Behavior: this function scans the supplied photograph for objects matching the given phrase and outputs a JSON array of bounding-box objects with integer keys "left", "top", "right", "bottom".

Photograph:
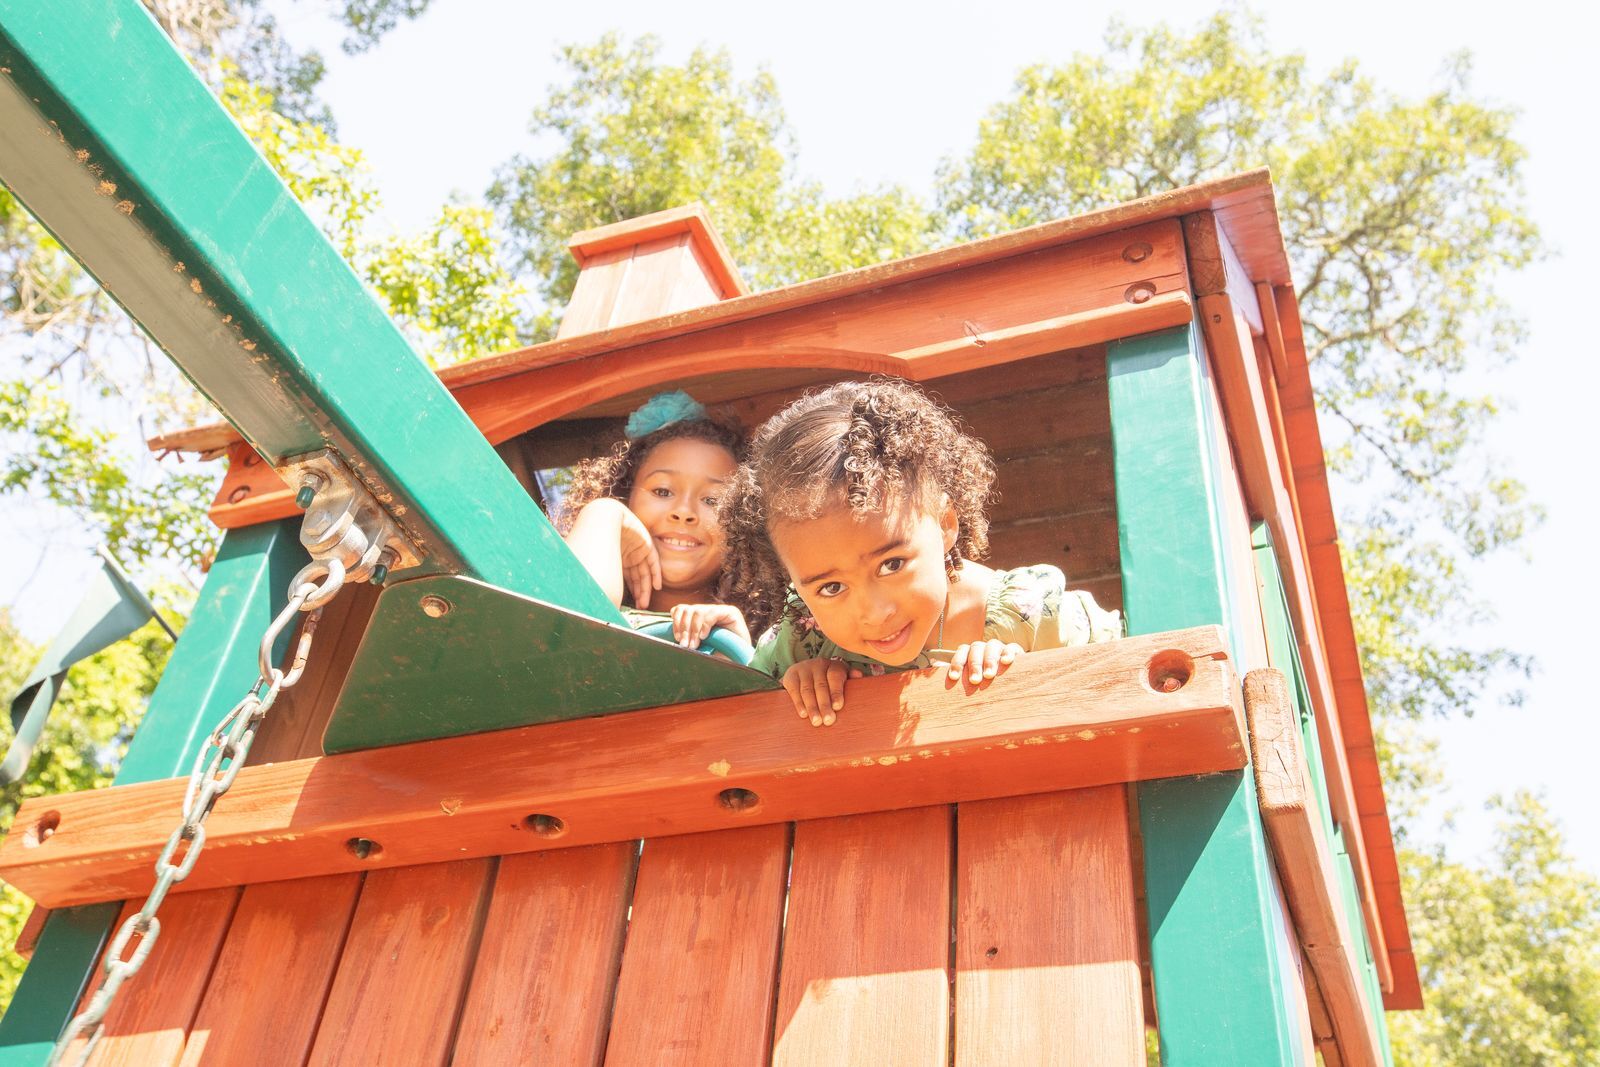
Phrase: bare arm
[{"left": 562, "top": 497, "right": 661, "bottom": 608}]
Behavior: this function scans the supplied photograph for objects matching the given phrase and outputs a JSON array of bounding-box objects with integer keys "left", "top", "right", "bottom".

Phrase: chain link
[{"left": 48, "top": 559, "right": 346, "bottom": 1067}]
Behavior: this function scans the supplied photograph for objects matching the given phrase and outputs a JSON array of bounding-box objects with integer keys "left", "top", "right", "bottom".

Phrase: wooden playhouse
[{"left": 0, "top": 2, "right": 1417, "bottom": 1064}]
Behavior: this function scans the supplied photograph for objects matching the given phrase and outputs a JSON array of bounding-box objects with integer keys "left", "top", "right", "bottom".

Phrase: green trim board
[
  {"left": 1107, "top": 325, "right": 1309, "bottom": 1065},
  {"left": 323, "top": 574, "right": 777, "bottom": 753},
  {"left": 1252, "top": 522, "right": 1336, "bottom": 848},
  {"left": 0, "top": 520, "right": 304, "bottom": 1064},
  {"left": 0, "top": 0, "right": 616, "bottom": 620}
]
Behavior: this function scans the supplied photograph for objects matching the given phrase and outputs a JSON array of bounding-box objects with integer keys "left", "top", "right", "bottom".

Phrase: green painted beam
[
  {"left": 0, "top": 0, "right": 617, "bottom": 620},
  {"left": 1107, "top": 326, "right": 1308, "bottom": 1065},
  {"left": 1252, "top": 522, "right": 1336, "bottom": 847},
  {"left": 0, "top": 520, "right": 303, "bottom": 1063}
]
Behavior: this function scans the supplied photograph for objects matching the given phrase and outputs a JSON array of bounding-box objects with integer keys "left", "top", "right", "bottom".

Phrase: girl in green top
[
  {"left": 558, "top": 392, "right": 753, "bottom": 649},
  {"left": 720, "top": 379, "right": 1120, "bottom": 726}
]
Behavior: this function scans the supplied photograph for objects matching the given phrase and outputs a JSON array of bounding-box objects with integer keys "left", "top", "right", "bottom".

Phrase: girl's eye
[
  {"left": 817, "top": 581, "right": 845, "bottom": 598},
  {"left": 878, "top": 557, "right": 907, "bottom": 576},
  {"left": 702, "top": 496, "right": 721, "bottom": 508},
  {"left": 650, "top": 486, "right": 673, "bottom": 498}
]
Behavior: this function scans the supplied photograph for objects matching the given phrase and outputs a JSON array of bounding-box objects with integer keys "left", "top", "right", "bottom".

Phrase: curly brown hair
[{"left": 720, "top": 378, "right": 995, "bottom": 636}]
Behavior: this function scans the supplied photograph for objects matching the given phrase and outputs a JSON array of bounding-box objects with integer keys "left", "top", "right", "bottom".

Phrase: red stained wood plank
[
  {"left": 2, "top": 630, "right": 1246, "bottom": 909},
  {"left": 452, "top": 843, "right": 636, "bottom": 1066},
  {"left": 305, "top": 859, "right": 494, "bottom": 1067},
  {"left": 1245, "top": 670, "right": 1383, "bottom": 1067},
  {"left": 604, "top": 826, "right": 789, "bottom": 1066},
  {"left": 65, "top": 888, "right": 240, "bottom": 1067},
  {"left": 176, "top": 874, "right": 361, "bottom": 1067},
  {"left": 772, "top": 808, "right": 952, "bottom": 1066},
  {"left": 954, "top": 787, "right": 1143, "bottom": 1066}
]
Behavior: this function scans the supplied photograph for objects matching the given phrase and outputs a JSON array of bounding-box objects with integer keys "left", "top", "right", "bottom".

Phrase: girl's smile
[
  {"left": 625, "top": 437, "right": 737, "bottom": 600},
  {"left": 769, "top": 497, "right": 960, "bottom": 666}
]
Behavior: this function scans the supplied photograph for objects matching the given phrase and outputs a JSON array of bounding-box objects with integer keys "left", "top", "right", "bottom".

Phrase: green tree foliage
[
  {"left": 489, "top": 34, "right": 935, "bottom": 327},
  {"left": 1392, "top": 796, "right": 1600, "bottom": 1065},
  {"left": 935, "top": 13, "right": 1542, "bottom": 781},
  {"left": 0, "top": 605, "right": 181, "bottom": 1009}
]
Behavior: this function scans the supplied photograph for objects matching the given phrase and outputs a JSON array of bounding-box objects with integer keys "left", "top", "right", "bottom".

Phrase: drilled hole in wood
[
  {"left": 717, "top": 787, "right": 760, "bottom": 814},
  {"left": 23, "top": 811, "right": 59, "bottom": 848},
  {"left": 345, "top": 837, "right": 382, "bottom": 860},
  {"left": 1124, "top": 281, "right": 1157, "bottom": 305},
  {"left": 227, "top": 486, "right": 250, "bottom": 503},
  {"left": 1122, "top": 242, "right": 1153, "bottom": 263},
  {"left": 522, "top": 813, "right": 566, "bottom": 837},
  {"left": 985, "top": 946, "right": 999, "bottom": 960},
  {"left": 1146, "top": 650, "right": 1195, "bottom": 694}
]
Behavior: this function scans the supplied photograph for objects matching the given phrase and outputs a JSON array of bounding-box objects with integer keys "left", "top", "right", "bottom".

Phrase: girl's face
[
  {"left": 769, "top": 495, "right": 958, "bottom": 665},
  {"left": 625, "top": 436, "right": 737, "bottom": 595}
]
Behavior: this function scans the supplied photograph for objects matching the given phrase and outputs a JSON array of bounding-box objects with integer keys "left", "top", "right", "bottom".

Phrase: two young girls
[{"left": 562, "top": 381, "right": 1120, "bottom": 725}]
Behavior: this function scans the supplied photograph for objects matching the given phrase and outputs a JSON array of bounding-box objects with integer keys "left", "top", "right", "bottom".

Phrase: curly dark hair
[{"left": 720, "top": 378, "right": 996, "bottom": 636}]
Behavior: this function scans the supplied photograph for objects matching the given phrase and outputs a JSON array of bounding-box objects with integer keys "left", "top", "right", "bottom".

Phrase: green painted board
[
  {"left": 0, "top": 0, "right": 617, "bottom": 620},
  {"left": 1108, "top": 325, "right": 1307, "bottom": 1065},
  {"left": 323, "top": 575, "right": 778, "bottom": 753},
  {"left": 0, "top": 520, "right": 304, "bottom": 1063},
  {"left": 1252, "top": 522, "right": 1336, "bottom": 847}
]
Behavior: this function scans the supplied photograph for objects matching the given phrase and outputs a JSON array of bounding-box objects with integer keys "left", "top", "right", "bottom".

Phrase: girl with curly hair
[
  {"left": 720, "top": 378, "right": 1120, "bottom": 725},
  {"left": 558, "top": 391, "right": 751, "bottom": 649}
]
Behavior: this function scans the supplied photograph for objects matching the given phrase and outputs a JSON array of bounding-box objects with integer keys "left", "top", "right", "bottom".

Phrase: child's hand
[
  {"left": 941, "top": 640, "right": 1025, "bottom": 686},
  {"left": 781, "top": 658, "right": 863, "bottom": 727},
  {"left": 670, "top": 603, "right": 751, "bottom": 648},
  {"left": 616, "top": 508, "right": 662, "bottom": 609}
]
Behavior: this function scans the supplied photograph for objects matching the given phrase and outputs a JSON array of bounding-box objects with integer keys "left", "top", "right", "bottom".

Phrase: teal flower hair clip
[{"left": 625, "top": 390, "right": 708, "bottom": 440}]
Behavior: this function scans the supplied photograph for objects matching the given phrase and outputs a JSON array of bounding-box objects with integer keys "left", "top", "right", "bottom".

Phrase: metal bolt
[
  {"left": 295, "top": 484, "right": 315, "bottom": 509},
  {"left": 420, "top": 594, "right": 451, "bottom": 618},
  {"left": 1124, "top": 282, "right": 1156, "bottom": 305},
  {"left": 227, "top": 486, "right": 250, "bottom": 504},
  {"left": 370, "top": 563, "right": 388, "bottom": 586},
  {"left": 1122, "top": 242, "right": 1153, "bottom": 264}
]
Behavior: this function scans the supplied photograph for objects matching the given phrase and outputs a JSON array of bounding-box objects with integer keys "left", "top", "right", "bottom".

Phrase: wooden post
[{"left": 1108, "top": 325, "right": 1310, "bottom": 1065}]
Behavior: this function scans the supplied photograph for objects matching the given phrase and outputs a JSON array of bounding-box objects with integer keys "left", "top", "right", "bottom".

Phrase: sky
[{"left": 4, "top": 0, "right": 1596, "bottom": 871}]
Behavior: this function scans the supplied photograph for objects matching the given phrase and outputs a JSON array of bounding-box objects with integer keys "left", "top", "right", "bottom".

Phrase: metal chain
[{"left": 47, "top": 559, "right": 346, "bottom": 1067}]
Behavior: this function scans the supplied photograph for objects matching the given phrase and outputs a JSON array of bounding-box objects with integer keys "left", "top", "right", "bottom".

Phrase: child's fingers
[
  {"left": 947, "top": 643, "right": 970, "bottom": 681},
  {"left": 782, "top": 670, "right": 812, "bottom": 719},
  {"left": 981, "top": 639, "right": 1004, "bottom": 679},
  {"left": 646, "top": 544, "right": 663, "bottom": 591},
  {"left": 628, "top": 562, "right": 652, "bottom": 610},
  {"left": 811, "top": 667, "right": 837, "bottom": 726},
  {"left": 969, "top": 640, "right": 989, "bottom": 684}
]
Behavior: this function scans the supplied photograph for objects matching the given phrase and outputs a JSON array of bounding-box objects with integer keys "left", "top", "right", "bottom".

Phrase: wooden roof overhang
[{"left": 146, "top": 169, "right": 1418, "bottom": 1008}]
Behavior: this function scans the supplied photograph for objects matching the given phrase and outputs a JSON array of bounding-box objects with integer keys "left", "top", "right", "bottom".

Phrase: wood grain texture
[
  {"left": 604, "top": 826, "right": 788, "bottom": 1066},
  {"left": 152, "top": 169, "right": 1283, "bottom": 458},
  {"left": 200, "top": 221, "right": 1187, "bottom": 528},
  {"left": 1245, "top": 668, "right": 1384, "bottom": 1067},
  {"left": 305, "top": 859, "right": 494, "bottom": 1067},
  {"left": 2, "top": 629, "right": 1246, "bottom": 908},
  {"left": 176, "top": 874, "right": 361, "bottom": 1067},
  {"left": 452, "top": 843, "right": 635, "bottom": 1066},
  {"left": 954, "top": 787, "right": 1143, "bottom": 1066},
  {"left": 771, "top": 807, "right": 952, "bottom": 1067},
  {"left": 1271, "top": 283, "right": 1415, "bottom": 1007},
  {"left": 63, "top": 888, "right": 239, "bottom": 1067},
  {"left": 13, "top": 903, "right": 46, "bottom": 959},
  {"left": 1198, "top": 288, "right": 1391, "bottom": 990}
]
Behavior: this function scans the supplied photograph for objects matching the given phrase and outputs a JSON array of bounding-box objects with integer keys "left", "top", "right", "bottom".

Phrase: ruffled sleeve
[
  {"left": 749, "top": 591, "right": 838, "bottom": 678},
  {"left": 984, "top": 565, "right": 1123, "bottom": 652}
]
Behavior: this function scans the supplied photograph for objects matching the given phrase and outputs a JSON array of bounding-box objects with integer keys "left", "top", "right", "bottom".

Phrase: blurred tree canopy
[{"left": 2, "top": 6, "right": 1594, "bottom": 1060}]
